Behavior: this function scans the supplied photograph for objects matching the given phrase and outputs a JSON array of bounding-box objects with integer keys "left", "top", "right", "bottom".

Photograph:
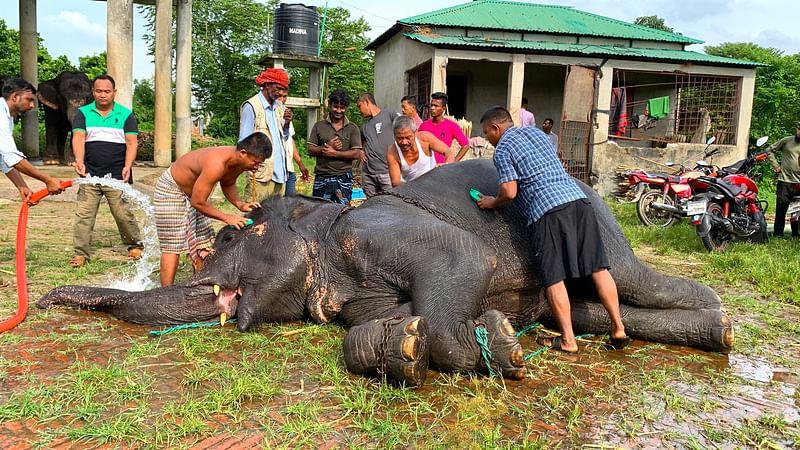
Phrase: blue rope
[
  {"left": 149, "top": 318, "right": 237, "bottom": 336},
  {"left": 474, "top": 326, "right": 500, "bottom": 377}
]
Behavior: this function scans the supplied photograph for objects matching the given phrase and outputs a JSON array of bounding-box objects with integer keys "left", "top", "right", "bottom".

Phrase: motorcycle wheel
[
  {"left": 636, "top": 189, "right": 676, "bottom": 228},
  {"left": 701, "top": 202, "right": 730, "bottom": 252},
  {"left": 749, "top": 211, "right": 769, "bottom": 244}
]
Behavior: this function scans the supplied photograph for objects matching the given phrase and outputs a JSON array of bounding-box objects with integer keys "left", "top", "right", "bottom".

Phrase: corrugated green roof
[
  {"left": 403, "top": 33, "right": 762, "bottom": 67},
  {"left": 399, "top": 0, "right": 702, "bottom": 45}
]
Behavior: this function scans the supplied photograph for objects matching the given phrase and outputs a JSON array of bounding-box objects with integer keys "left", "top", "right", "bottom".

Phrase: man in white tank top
[{"left": 387, "top": 115, "right": 454, "bottom": 187}]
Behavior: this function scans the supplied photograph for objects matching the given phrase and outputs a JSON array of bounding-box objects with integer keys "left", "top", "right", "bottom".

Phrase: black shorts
[{"left": 530, "top": 199, "right": 610, "bottom": 288}]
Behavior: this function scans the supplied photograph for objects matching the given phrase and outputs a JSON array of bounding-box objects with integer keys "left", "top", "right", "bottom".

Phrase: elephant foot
[
  {"left": 473, "top": 310, "right": 527, "bottom": 380},
  {"left": 343, "top": 316, "right": 430, "bottom": 387},
  {"left": 713, "top": 314, "right": 734, "bottom": 354}
]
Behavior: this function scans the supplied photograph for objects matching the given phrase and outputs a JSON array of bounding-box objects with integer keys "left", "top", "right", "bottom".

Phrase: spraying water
[{"left": 73, "top": 175, "right": 160, "bottom": 291}]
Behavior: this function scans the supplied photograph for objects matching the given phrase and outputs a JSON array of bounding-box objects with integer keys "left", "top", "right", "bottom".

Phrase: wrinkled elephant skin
[{"left": 39, "top": 160, "right": 733, "bottom": 386}]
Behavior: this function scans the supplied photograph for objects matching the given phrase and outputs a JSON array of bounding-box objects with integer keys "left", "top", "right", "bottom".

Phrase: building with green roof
[{"left": 366, "top": 0, "right": 760, "bottom": 194}]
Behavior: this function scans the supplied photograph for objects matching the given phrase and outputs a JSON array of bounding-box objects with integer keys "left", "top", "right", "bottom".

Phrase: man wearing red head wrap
[{"left": 239, "top": 67, "right": 292, "bottom": 200}]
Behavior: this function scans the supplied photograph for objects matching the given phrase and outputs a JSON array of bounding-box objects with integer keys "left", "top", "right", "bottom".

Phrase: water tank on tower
[{"left": 273, "top": 3, "right": 320, "bottom": 56}]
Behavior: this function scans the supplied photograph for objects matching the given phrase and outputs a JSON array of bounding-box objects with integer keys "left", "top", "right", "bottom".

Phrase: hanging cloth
[
  {"left": 611, "top": 88, "right": 628, "bottom": 136},
  {"left": 647, "top": 96, "right": 670, "bottom": 119}
]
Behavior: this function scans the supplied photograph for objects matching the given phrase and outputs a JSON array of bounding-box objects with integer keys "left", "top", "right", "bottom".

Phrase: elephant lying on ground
[{"left": 39, "top": 160, "right": 733, "bottom": 386}]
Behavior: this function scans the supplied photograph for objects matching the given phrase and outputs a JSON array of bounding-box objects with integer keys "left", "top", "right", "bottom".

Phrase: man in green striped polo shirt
[{"left": 69, "top": 74, "right": 143, "bottom": 268}]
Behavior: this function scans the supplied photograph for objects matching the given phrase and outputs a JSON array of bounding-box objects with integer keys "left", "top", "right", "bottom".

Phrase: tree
[
  {"left": 634, "top": 16, "right": 674, "bottom": 33},
  {"left": 0, "top": 19, "right": 20, "bottom": 76},
  {"left": 141, "top": 0, "right": 276, "bottom": 139},
  {"left": 79, "top": 53, "right": 108, "bottom": 80},
  {"left": 133, "top": 78, "right": 155, "bottom": 131},
  {"left": 705, "top": 43, "right": 800, "bottom": 142},
  {"left": 140, "top": 1, "right": 375, "bottom": 140},
  {"left": 286, "top": 6, "right": 375, "bottom": 140},
  {"left": 0, "top": 18, "right": 78, "bottom": 82}
]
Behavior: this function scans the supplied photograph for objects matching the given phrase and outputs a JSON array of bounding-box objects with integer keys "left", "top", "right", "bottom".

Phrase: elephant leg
[
  {"left": 42, "top": 108, "right": 61, "bottom": 162},
  {"left": 540, "top": 299, "right": 734, "bottom": 353},
  {"left": 343, "top": 315, "right": 430, "bottom": 387},
  {"left": 409, "top": 235, "right": 526, "bottom": 380},
  {"left": 57, "top": 127, "right": 69, "bottom": 164}
]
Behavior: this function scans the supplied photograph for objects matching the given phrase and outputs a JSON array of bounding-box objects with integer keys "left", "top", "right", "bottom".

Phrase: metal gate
[{"left": 558, "top": 65, "right": 596, "bottom": 182}]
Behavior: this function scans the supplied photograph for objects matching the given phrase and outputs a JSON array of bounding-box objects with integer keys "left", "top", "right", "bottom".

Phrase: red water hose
[{"left": 0, "top": 180, "right": 73, "bottom": 333}]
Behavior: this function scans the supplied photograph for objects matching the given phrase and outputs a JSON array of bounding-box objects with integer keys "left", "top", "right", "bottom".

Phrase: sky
[{"left": 1, "top": 0, "right": 798, "bottom": 81}]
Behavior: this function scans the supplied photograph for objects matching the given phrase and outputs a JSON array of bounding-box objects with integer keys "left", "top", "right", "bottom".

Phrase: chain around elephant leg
[
  {"left": 473, "top": 310, "right": 527, "bottom": 379},
  {"left": 343, "top": 316, "right": 430, "bottom": 387}
]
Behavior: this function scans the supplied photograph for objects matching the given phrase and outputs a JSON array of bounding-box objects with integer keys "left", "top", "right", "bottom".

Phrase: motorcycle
[
  {"left": 686, "top": 136, "right": 771, "bottom": 251},
  {"left": 630, "top": 137, "right": 720, "bottom": 228}
]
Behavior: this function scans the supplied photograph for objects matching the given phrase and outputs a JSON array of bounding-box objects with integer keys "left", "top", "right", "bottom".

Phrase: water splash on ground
[{"left": 73, "top": 175, "right": 159, "bottom": 290}]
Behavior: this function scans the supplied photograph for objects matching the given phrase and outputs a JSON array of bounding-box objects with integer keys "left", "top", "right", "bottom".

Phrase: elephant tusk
[
  {"left": 220, "top": 313, "right": 227, "bottom": 326},
  {"left": 213, "top": 284, "right": 221, "bottom": 296}
]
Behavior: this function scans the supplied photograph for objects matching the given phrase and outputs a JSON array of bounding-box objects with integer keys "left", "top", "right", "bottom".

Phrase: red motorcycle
[
  {"left": 626, "top": 138, "right": 720, "bottom": 228},
  {"left": 686, "top": 137, "right": 770, "bottom": 251}
]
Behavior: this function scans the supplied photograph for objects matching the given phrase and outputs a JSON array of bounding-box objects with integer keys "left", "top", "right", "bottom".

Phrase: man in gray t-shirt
[{"left": 356, "top": 92, "right": 400, "bottom": 197}]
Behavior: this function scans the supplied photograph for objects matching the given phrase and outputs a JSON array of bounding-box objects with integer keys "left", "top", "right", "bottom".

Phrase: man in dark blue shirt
[{"left": 477, "top": 106, "right": 629, "bottom": 353}]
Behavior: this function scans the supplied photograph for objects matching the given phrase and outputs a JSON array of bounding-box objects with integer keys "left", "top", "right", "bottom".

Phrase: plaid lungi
[{"left": 153, "top": 168, "right": 215, "bottom": 263}]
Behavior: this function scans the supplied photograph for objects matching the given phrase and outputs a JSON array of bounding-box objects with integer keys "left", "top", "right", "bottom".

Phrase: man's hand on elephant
[
  {"left": 477, "top": 195, "right": 496, "bottom": 209},
  {"left": 239, "top": 201, "right": 261, "bottom": 212},
  {"left": 75, "top": 161, "right": 87, "bottom": 177},
  {"left": 122, "top": 165, "right": 132, "bottom": 183},
  {"left": 224, "top": 214, "right": 249, "bottom": 229},
  {"left": 359, "top": 149, "right": 367, "bottom": 162}
]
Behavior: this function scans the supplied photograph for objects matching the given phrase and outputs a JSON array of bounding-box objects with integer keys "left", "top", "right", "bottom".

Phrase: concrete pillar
[
  {"left": 431, "top": 51, "right": 448, "bottom": 94},
  {"left": 506, "top": 53, "right": 525, "bottom": 127},
  {"left": 19, "top": 0, "right": 38, "bottom": 158},
  {"left": 593, "top": 62, "right": 615, "bottom": 147},
  {"left": 107, "top": 0, "right": 134, "bottom": 109},
  {"left": 174, "top": 0, "right": 192, "bottom": 159},
  {"left": 308, "top": 67, "right": 320, "bottom": 139},
  {"left": 735, "top": 72, "right": 756, "bottom": 158},
  {"left": 153, "top": 0, "right": 173, "bottom": 167}
]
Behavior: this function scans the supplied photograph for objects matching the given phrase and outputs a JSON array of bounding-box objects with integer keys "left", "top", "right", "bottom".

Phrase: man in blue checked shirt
[{"left": 476, "top": 106, "right": 630, "bottom": 354}]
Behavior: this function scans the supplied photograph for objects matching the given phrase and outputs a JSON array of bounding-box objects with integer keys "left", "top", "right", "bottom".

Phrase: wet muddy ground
[{"left": 0, "top": 166, "right": 797, "bottom": 449}]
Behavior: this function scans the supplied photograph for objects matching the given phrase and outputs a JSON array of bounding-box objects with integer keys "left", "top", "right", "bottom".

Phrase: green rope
[
  {"left": 474, "top": 326, "right": 500, "bottom": 377},
  {"left": 524, "top": 346, "right": 548, "bottom": 361},
  {"left": 515, "top": 322, "right": 541, "bottom": 337},
  {"left": 149, "top": 319, "right": 237, "bottom": 336}
]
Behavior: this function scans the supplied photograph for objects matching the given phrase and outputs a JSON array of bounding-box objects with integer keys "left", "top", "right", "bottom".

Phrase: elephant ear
[
  {"left": 287, "top": 199, "right": 347, "bottom": 241},
  {"left": 37, "top": 81, "right": 59, "bottom": 110}
]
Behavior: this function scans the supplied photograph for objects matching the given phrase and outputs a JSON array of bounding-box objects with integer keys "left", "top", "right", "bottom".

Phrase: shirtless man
[
  {"left": 154, "top": 131, "right": 271, "bottom": 286},
  {"left": 387, "top": 115, "right": 454, "bottom": 187}
]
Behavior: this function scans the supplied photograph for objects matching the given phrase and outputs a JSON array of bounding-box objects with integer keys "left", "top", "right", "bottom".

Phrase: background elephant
[
  {"left": 39, "top": 160, "right": 733, "bottom": 387},
  {"left": 36, "top": 71, "right": 93, "bottom": 165}
]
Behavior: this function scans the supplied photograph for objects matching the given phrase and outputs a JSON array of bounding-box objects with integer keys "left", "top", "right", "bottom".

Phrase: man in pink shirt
[
  {"left": 418, "top": 92, "right": 470, "bottom": 164},
  {"left": 520, "top": 97, "right": 536, "bottom": 127}
]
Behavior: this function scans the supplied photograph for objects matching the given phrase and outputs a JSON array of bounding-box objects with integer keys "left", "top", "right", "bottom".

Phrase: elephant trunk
[{"left": 37, "top": 284, "right": 224, "bottom": 326}]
